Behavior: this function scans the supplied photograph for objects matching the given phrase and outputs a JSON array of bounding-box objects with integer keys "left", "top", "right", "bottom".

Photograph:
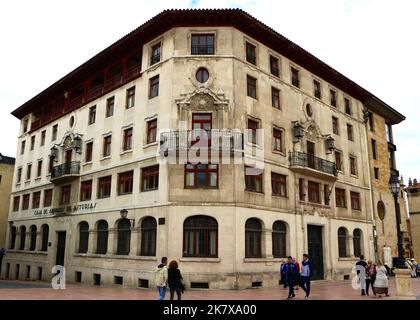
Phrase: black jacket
[{"left": 168, "top": 268, "right": 184, "bottom": 289}]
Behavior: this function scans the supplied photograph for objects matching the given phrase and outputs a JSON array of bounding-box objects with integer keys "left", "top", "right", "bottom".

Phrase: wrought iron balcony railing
[
  {"left": 51, "top": 161, "right": 81, "bottom": 181},
  {"left": 191, "top": 45, "right": 215, "bottom": 55},
  {"left": 289, "top": 151, "right": 337, "bottom": 177}
]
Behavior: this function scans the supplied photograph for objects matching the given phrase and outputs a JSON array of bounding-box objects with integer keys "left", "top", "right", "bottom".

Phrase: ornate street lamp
[
  {"left": 120, "top": 209, "right": 128, "bottom": 220},
  {"left": 292, "top": 121, "right": 304, "bottom": 141},
  {"left": 73, "top": 136, "right": 82, "bottom": 154},
  {"left": 325, "top": 136, "right": 335, "bottom": 153},
  {"left": 50, "top": 145, "right": 58, "bottom": 160},
  {"left": 388, "top": 173, "right": 406, "bottom": 269}
]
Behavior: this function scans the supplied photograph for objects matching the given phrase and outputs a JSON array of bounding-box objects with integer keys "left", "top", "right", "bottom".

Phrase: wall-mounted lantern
[
  {"left": 325, "top": 136, "right": 335, "bottom": 153},
  {"left": 292, "top": 121, "right": 304, "bottom": 141},
  {"left": 50, "top": 145, "right": 58, "bottom": 159},
  {"left": 73, "top": 136, "right": 82, "bottom": 154}
]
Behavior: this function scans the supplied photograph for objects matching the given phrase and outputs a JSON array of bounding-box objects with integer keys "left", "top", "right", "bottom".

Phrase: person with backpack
[
  {"left": 284, "top": 256, "right": 298, "bottom": 299},
  {"left": 355, "top": 255, "right": 368, "bottom": 296},
  {"left": 155, "top": 257, "right": 168, "bottom": 300},
  {"left": 299, "top": 253, "right": 313, "bottom": 299},
  {"left": 168, "top": 260, "right": 185, "bottom": 300}
]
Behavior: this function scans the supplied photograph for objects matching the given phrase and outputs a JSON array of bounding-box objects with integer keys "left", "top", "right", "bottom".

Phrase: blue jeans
[
  {"left": 157, "top": 286, "right": 167, "bottom": 300},
  {"left": 287, "top": 279, "right": 295, "bottom": 297}
]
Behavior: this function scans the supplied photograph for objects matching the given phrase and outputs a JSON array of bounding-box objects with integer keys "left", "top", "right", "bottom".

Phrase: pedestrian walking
[
  {"left": 168, "top": 260, "right": 185, "bottom": 300},
  {"left": 373, "top": 261, "right": 390, "bottom": 297},
  {"left": 0, "top": 248, "right": 5, "bottom": 275},
  {"left": 293, "top": 258, "right": 301, "bottom": 290},
  {"left": 299, "top": 253, "right": 313, "bottom": 299},
  {"left": 355, "top": 255, "right": 368, "bottom": 296},
  {"left": 284, "top": 256, "right": 298, "bottom": 300},
  {"left": 280, "top": 261, "right": 288, "bottom": 288},
  {"left": 155, "top": 257, "right": 168, "bottom": 300},
  {"left": 365, "top": 260, "right": 377, "bottom": 296}
]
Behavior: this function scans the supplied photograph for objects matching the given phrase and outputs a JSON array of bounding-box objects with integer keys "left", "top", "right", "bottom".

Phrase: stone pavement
[{"left": 0, "top": 278, "right": 419, "bottom": 300}]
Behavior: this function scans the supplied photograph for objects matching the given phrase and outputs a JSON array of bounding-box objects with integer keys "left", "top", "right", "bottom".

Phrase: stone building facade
[
  {"left": 1, "top": 9, "right": 405, "bottom": 289},
  {"left": 0, "top": 154, "right": 15, "bottom": 248},
  {"left": 406, "top": 179, "right": 420, "bottom": 261}
]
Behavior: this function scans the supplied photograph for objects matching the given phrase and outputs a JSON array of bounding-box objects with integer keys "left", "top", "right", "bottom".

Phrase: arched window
[
  {"left": 353, "top": 229, "right": 362, "bottom": 257},
  {"left": 377, "top": 201, "right": 386, "bottom": 220},
  {"left": 140, "top": 217, "right": 157, "bottom": 256},
  {"left": 19, "top": 226, "right": 26, "bottom": 250},
  {"left": 78, "top": 222, "right": 89, "bottom": 253},
  {"left": 41, "top": 224, "right": 49, "bottom": 251},
  {"left": 245, "top": 218, "right": 262, "bottom": 258},
  {"left": 272, "top": 221, "right": 287, "bottom": 258},
  {"left": 338, "top": 227, "right": 348, "bottom": 258},
  {"left": 96, "top": 220, "right": 108, "bottom": 254},
  {"left": 9, "top": 226, "right": 17, "bottom": 250},
  {"left": 29, "top": 225, "right": 37, "bottom": 251},
  {"left": 117, "top": 219, "right": 131, "bottom": 255},
  {"left": 183, "top": 215, "right": 218, "bottom": 257}
]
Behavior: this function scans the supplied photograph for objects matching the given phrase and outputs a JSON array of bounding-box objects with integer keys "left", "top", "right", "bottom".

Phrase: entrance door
[
  {"left": 55, "top": 231, "right": 66, "bottom": 267},
  {"left": 192, "top": 113, "right": 212, "bottom": 146},
  {"left": 307, "top": 141, "right": 315, "bottom": 169},
  {"left": 307, "top": 225, "right": 324, "bottom": 280},
  {"left": 64, "top": 150, "right": 72, "bottom": 174}
]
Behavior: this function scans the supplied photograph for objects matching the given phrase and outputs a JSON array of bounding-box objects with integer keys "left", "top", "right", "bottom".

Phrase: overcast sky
[{"left": 1, "top": 0, "right": 419, "bottom": 182}]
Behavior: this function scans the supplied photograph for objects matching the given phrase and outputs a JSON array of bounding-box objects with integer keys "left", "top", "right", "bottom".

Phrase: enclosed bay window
[{"left": 185, "top": 164, "right": 218, "bottom": 188}]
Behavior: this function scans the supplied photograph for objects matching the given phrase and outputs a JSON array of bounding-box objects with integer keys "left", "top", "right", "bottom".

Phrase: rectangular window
[
  {"left": 80, "top": 180, "right": 92, "bottom": 201},
  {"left": 141, "top": 165, "right": 159, "bottom": 191},
  {"left": 37, "top": 160, "right": 42, "bottom": 177},
  {"left": 271, "top": 173, "right": 287, "bottom": 197},
  {"left": 246, "top": 42, "right": 256, "bottom": 65},
  {"left": 350, "top": 156, "right": 357, "bottom": 176},
  {"left": 85, "top": 142, "right": 93, "bottom": 162},
  {"left": 98, "top": 176, "right": 112, "bottom": 198},
  {"left": 272, "top": 128, "right": 283, "bottom": 152},
  {"left": 146, "top": 119, "right": 157, "bottom": 144},
  {"left": 23, "top": 119, "right": 28, "bottom": 133},
  {"left": 60, "top": 185, "right": 71, "bottom": 205},
  {"left": 389, "top": 149, "right": 396, "bottom": 169},
  {"left": 246, "top": 75, "right": 257, "bottom": 99},
  {"left": 118, "top": 171, "right": 134, "bottom": 195},
  {"left": 299, "top": 178, "right": 305, "bottom": 201},
  {"left": 22, "top": 194, "right": 30, "bottom": 210},
  {"left": 150, "top": 42, "right": 161, "bottom": 64},
  {"left": 371, "top": 139, "right": 377, "bottom": 160},
  {"left": 123, "top": 128, "right": 133, "bottom": 151},
  {"left": 270, "top": 55, "right": 279, "bottom": 76},
  {"left": 271, "top": 87, "right": 280, "bottom": 109},
  {"left": 345, "top": 98, "right": 352, "bottom": 115},
  {"left": 103, "top": 135, "right": 112, "bottom": 157},
  {"left": 126, "top": 86, "right": 135, "bottom": 109},
  {"left": 368, "top": 112, "right": 375, "bottom": 131},
  {"left": 347, "top": 124, "right": 354, "bottom": 141},
  {"left": 26, "top": 164, "right": 32, "bottom": 180},
  {"left": 374, "top": 167, "right": 379, "bottom": 180},
  {"left": 308, "top": 181, "right": 320, "bottom": 203},
  {"left": 324, "top": 184, "right": 330, "bottom": 205},
  {"left": 185, "top": 164, "right": 218, "bottom": 188},
  {"left": 44, "top": 189, "right": 53, "bottom": 207},
  {"left": 32, "top": 191, "right": 41, "bottom": 209},
  {"left": 13, "top": 196, "right": 20, "bottom": 212},
  {"left": 106, "top": 97, "right": 114, "bottom": 117},
  {"left": 291, "top": 67, "right": 300, "bottom": 88},
  {"left": 88, "top": 106, "right": 96, "bottom": 125},
  {"left": 52, "top": 124, "right": 58, "bottom": 141},
  {"left": 191, "top": 34, "right": 214, "bottom": 55},
  {"left": 41, "top": 130, "right": 46, "bottom": 146},
  {"left": 30, "top": 136, "right": 35, "bottom": 150},
  {"left": 17, "top": 168, "right": 22, "bottom": 183},
  {"left": 330, "top": 89, "right": 337, "bottom": 107},
  {"left": 244, "top": 167, "right": 263, "bottom": 193},
  {"left": 314, "top": 80, "right": 321, "bottom": 99},
  {"left": 351, "top": 192, "right": 361, "bottom": 210},
  {"left": 332, "top": 116, "right": 339, "bottom": 135},
  {"left": 335, "top": 151, "right": 343, "bottom": 172},
  {"left": 247, "top": 119, "right": 259, "bottom": 145},
  {"left": 48, "top": 158, "right": 54, "bottom": 174},
  {"left": 149, "top": 75, "right": 159, "bottom": 98},
  {"left": 21, "top": 141, "right": 25, "bottom": 155},
  {"left": 335, "top": 188, "right": 346, "bottom": 208},
  {"left": 386, "top": 124, "right": 393, "bottom": 143}
]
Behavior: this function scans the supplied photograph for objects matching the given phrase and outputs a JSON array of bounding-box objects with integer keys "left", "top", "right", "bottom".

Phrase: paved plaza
[{"left": 0, "top": 278, "right": 419, "bottom": 300}]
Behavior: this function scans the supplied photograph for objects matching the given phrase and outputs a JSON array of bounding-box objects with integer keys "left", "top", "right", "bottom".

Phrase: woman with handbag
[
  {"left": 168, "top": 260, "right": 184, "bottom": 300},
  {"left": 365, "top": 260, "right": 377, "bottom": 296}
]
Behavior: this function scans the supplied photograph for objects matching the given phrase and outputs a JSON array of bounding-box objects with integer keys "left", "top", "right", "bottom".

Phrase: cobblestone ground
[{"left": 0, "top": 278, "right": 419, "bottom": 300}]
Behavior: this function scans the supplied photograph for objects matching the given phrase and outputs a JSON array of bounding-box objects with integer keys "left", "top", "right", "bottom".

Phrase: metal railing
[
  {"left": 289, "top": 151, "right": 337, "bottom": 176},
  {"left": 51, "top": 161, "right": 81, "bottom": 179},
  {"left": 150, "top": 53, "right": 161, "bottom": 65},
  {"left": 191, "top": 45, "right": 214, "bottom": 55},
  {"left": 160, "top": 130, "right": 243, "bottom": 152}
]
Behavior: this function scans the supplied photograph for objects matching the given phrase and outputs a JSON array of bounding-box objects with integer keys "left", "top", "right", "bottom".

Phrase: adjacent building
[
  {"left": 0, "top": 153, "right": 15, "bottom": 248},
  {"left": 1, "top": 9, "right": 406, "bottom": 289},
  {"left": 406, "top": 179, "right": 420, "bottom": 261}
]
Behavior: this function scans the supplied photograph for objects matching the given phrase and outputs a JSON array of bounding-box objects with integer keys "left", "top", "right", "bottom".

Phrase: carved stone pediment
[
  {"left": 304, "top": 120, "right": 323, "bottom": 141},
  {"left": 58, "top": 131, "right": 83, "bottom": 150},
  {"left": 176, "top": 87, "right": 230, "bottom": 112}
]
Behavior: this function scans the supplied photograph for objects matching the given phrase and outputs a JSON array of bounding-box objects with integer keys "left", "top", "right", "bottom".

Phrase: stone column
[
  {"left": 107, "top": 229, "right": 116, "bottom": 255},
  {"left": 263, "top": 230, "right": 273, "bottom": 259},
  {"left": 88, "top": 230, "right": 95, "bottom": 254},
  {"left": 394, "top": 269, "right": 416, "bottom": 300},
  {"left": 130, "top": 229, "right": 140, "bottom": 256},
  {"left": 348, "top": 235, "right": 355, "bottom": 258},
  {"left": 36, "top": 232, "right": 43, "bottom": 251},
  {"left": 24, "top": 232, "right": 31, "bottom": 251}
]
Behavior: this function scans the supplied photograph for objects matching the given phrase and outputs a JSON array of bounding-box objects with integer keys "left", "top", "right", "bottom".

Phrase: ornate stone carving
[{"left": 176, "top": 87, "right": 230, "bottom": 112}]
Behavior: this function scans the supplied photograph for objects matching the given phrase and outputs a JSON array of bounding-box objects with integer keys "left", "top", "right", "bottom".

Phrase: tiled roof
[{"left": 0, "top": 153, "right": 16, "bottom": 165}]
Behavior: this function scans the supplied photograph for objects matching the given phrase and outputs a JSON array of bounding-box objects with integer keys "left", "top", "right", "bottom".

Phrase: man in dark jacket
[
  {"left": 0, "top": 248, "right": 5, "bottom": 274},
  {"left": 355, "top": 255, "right": 368, "bottom": 296},
  {"left": 299, "top": 253, "right": 313, "bottom": 299},
  {"left": 284, "top": 256, "right": 298, "bottom": 299}
]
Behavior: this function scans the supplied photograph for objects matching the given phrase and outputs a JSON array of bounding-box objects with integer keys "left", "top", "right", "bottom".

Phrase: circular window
[
  {"left": 69, "top": 116, "right": 75, "bottom": 127},
  {"left": 306, "top": 103, "right": 313, "bottom": 117},
  {"left": 377, "top": 201, "right": 386, "bottom": 220},
  {"left": 196, "top": 68, "right": 209, "bottom": 83}
]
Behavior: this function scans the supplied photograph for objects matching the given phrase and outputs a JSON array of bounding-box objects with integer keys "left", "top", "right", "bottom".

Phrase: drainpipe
[{"left": 363, "top": 105, "right": 379, "bottom": 263}]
